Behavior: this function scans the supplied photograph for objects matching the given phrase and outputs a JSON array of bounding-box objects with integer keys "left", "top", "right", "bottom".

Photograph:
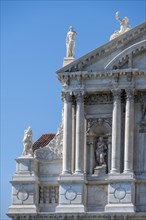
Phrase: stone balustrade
[{"left": 39, "top": 186, "right": 59, "bottom": 204}]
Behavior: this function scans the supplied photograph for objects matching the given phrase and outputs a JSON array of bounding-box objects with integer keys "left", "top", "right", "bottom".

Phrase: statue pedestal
[
  {"left": 7, "top": 156, "right": 39, "bottom": 217},
  {"left": 94, "top": 165, "right": 106, "bottom": 175},
  {"left": 56, "top": 174, "right": 85, "bottom": 213},
  {"left": 63, "top": 57, "right": 75, "bottom": 67}
]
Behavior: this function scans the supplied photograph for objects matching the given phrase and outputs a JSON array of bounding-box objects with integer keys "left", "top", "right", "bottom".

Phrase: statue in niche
[
  {"left": 95, "top": 137, "right": 107, "bottom": 166},
  {"left": 66, "top": 26, "right": 77, "bottom": 57},
  {"left": 110, "top": 11, "right": 131, "bottom": 40},
  {"left": 22, "top": 127, "right": 33, "bottom": 156},
  {"left": 141, "top": 99, "right": 146, "bottom": 121}
]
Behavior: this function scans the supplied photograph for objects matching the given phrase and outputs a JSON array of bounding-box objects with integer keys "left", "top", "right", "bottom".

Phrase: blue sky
[{"left": 1, "top": 0, "right": 145, "bottom": 219}]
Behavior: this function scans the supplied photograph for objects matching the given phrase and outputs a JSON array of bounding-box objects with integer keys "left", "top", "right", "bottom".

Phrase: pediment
[{"left": 57, "top": 21, "right": 146, "bottom": 75}]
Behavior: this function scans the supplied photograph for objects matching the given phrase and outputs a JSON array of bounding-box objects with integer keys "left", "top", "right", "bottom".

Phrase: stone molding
[
  {"left": 8, "top": 213, "right": 146, "bottom": 220},
  {"left": 105, "top": 39, "right": 146, "bottom": 70},
  {"left": 58, "top": 69, "right": 146, "bottom": 83}
]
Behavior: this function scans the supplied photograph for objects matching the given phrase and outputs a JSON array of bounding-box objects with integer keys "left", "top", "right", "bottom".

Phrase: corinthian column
[
  {"left": 62, "top": 92, "right": 72, "bottom": 174},
  {"left": 111, "top": 89, "right": 121, "bottom": 173},
  {"left": 75, "top": 92, "right": 84, "bottom": 173},
  {"left": 124, "top": 89, "right": 134, "bottom": 173}
]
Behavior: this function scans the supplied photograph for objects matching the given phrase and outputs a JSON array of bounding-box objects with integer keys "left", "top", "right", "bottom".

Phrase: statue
[
  {"left": 95, "top": 137, "right": 107, "bottom": 166},
  {"left": 22, "top": 127, "right": 33, "bottom": 156},
  {"left": 66, "top": 26, "right": 77, "bottom": 57},
  {"left": 110, "top": 11, "right": 131, "bottom": 40},
  {"left": 141, "top": 99, "right": 146, "bottom": 121}
]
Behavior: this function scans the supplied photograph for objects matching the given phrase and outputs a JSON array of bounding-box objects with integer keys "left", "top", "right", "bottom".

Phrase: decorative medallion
[
  {"left": 65, "top": 187, "right": 77, "bottom": 201},
  {"left": 114, "top": 185, "right": 126, "bottom": 201},
  {"left": 17, "top": 189, "right": 29, "bottom": 201}
]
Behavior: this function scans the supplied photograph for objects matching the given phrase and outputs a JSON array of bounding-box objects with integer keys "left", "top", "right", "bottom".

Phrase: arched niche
[{"left": 87, "top": 118, "right": 112, "bottom": 175}]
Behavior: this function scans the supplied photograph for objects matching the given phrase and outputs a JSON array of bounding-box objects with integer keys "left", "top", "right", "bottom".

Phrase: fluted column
[
  {"left": 124, "top": 89, "right": 134, "bottom": 173},
  {"left": 75, "top": 92, "right": 84, "bottom": 173},
  {"left": 62, "top": 92, "right": 72, "bottom": 174},
  {"left": 111, "top": 89, "right": 121, "bottom": 173}
]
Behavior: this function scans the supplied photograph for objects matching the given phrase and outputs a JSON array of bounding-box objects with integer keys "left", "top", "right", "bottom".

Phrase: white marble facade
[{"left": 7, "top": 21, "right": 146, "bottom": 220}]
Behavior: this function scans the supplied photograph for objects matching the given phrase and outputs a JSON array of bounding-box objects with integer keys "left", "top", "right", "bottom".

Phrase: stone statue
[
  {"left": 22, "top": 127, "right": 33, "bottom": 156},
  {"left": 95, "top": 137, "right": 107, "bottom": 166},
  {"left": 110, "top": 11, "right": 131, "bottom": 40},
  {"left": 66, "top": 26, "right": 77, "bottom": 57},
  {"left": 141, "top": 99, "right": 146, "bottom": 121}
]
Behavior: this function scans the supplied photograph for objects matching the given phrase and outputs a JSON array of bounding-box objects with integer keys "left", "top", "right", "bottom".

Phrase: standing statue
[
  {"left": 141, "top": 99, "right": 146, "bottom": 121},
  {"left": 22, "top": 127, "right": 33, "bottom": 156},
  {"left": 110, "top": 11, "right": 131, "bottom": 40},
  {"left": 95, "top": 137, "right": 107, "bottom": 166},
  {"left": 66, "top": 26, "right": 77, "bottom": 57}
]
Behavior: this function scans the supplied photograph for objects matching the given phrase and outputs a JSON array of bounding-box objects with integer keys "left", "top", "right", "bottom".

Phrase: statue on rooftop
[
  {"left": 66, "top": 26, "right": 77, "bottom": 57},
  {"left": 110, "top": 11, "right": 131, "bottom": 41},
  {"left": 22, "top": 126, "right": 33, "bottom": 156}
]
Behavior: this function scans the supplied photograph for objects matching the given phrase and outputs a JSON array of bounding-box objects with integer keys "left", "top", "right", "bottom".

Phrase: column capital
[
  {"left": 111, "top": 88, "right": 121, "bottom": 102},
  {"left": 74, "top": 91, "right": 85, "bottom": 102},
  {"left": 125, "top": 88, "right": 135, "bottom": 101},
  {"left": 61, "top": 91, "right": 72, "bottom": 103}
]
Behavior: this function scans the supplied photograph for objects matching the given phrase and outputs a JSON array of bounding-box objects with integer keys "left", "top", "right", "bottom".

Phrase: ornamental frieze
[{"left": 85, "top": 93, "right": 113, "bottom": 105}]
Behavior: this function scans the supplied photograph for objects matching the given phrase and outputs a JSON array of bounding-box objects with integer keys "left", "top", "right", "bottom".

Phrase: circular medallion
[
  {"left": 65, "top": 189, "right": 77, "bottom": 201},
  {"left": 17, "top": 189, "right": 29, "bottom": 201},
  {"left": 114, "top": 185, "right": 126, "bottom": 200}
]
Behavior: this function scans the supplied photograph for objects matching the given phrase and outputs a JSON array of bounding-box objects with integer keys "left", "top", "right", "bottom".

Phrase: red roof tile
[{"left": 32, "top": 133, "right": 55, "bottom": 151}]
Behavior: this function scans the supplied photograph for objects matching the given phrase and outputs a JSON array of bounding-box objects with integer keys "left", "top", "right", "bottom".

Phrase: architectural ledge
[{"left": 58, "top": 68, "right": 146, "bottom": 82}]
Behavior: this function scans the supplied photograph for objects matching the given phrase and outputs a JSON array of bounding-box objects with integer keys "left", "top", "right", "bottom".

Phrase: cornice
[{"left": 58, "top": 69, "right": 146, "bottom": 83}]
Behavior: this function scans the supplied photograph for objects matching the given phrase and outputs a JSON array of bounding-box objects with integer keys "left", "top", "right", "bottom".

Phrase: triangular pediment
[{"left": 57, "top": 21, "right": 146, "bottom": 74}]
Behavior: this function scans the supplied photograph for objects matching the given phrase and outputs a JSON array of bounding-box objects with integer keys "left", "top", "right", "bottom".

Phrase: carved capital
[
  {"left": 74, "top": 91, "right": 84, "bottom": 103},
  {"left": 125, "top": 88, "right": 135, "bottom": 101},
  {"left": 112, "top": 89, "right": 121, "bottom": 102},
  {"left": 61, "top": 92, "right": 72, "bottom": 103}
]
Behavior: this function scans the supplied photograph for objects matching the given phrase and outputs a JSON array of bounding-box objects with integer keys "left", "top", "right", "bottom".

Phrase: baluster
[
  {"left": 55, "top": 186, "right": 59, "bottom": 203},
  {"left": 45, "top": 187, "right": 50, "bottom": 204},
  {"left": 39, "top": 186, "right": 44, "bottom": 204},
  {"left": 51, "top": 186, "right": 56, "bottom": 203}
]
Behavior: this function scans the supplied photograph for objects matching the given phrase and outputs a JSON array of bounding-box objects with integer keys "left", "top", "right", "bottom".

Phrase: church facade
[{"left": 7, "top": 19, "right": 146, "bottom": 219}]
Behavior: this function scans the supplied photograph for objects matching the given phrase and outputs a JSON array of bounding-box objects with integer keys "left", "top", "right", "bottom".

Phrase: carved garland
[{"left": 85, "top": 93, "right": 113, "bottom": 105}]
